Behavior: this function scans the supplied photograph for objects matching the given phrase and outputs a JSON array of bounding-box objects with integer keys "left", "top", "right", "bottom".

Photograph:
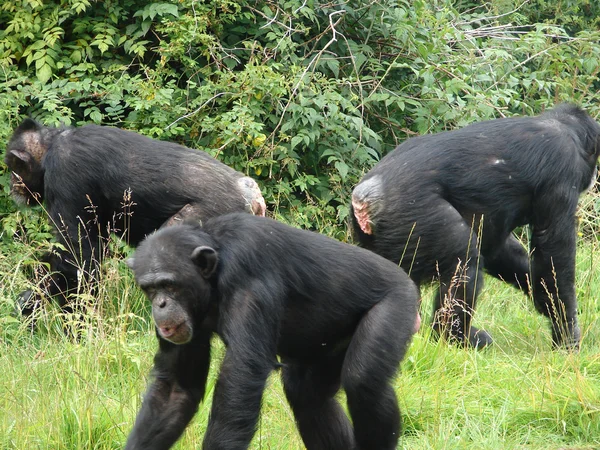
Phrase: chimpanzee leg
[
  {"left": 202, "top": 350, "right": 274, "bottom": 449},
  {"left": 161, "top": 196, "right": 264, "bottom": 229},
  {"left": 202, "top": 285, "right": 280, "bottom": 449},
  {"left": 427, "top": 208, "right": 491, "bottom": 348},
  {"left": 483, "top": 234, "right": 531, "bottom": 292},
  {"left": 282, "top": 355, "right": 355, "bottom": 450},
  {"left": 433, "top": 259, "right": 491, "bottom": 349},
  {"left": 126, "top": 331, "right": 211, "bottom": 450},
  {"left": 530, "top": 194, "right": 580, "bottom": 348},
  {"left": 17, "top": 250, "right": 67, "bottom": 317},
  {"left": 341, "top": 292, "right": 414, "bottom": 450}
]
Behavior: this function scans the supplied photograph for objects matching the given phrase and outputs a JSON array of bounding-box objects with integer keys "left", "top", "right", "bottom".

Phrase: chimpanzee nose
[{"left": 157, "top": 298, "right": 167, "bottom": 308}]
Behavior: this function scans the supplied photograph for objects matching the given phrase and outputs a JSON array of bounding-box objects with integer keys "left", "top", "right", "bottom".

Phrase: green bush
[
  {"left": 1, "top": 0, "right": 600, "bottom": 238},
  {"left": 1, "top": 3, "right": 600, "bottom": 448}
]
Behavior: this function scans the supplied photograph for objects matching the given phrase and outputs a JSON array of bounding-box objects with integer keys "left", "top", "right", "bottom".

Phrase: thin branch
[
  {"left": 457, "top": 0, "right": 531, "bottom": 26},
  {"left": 268, "top": 10, "right": 346, "bottom": 142},
  {"left": 165, "top": 92, "right": 230, "bottom": 129}
]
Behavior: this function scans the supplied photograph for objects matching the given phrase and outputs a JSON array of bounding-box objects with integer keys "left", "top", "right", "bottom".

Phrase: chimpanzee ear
[
  {"left": 9, "top": 149, "right": 33, "bottom": 165},
  {"left": 125, "top": 257, "right": 135, "bottom": 270},
  {"left": 191, "top": 246, "right": 218, "bottom": 278}
]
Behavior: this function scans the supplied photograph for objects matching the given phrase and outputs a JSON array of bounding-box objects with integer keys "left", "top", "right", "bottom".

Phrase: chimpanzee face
[
  {"left": 138, "top": 272, "right": 195, "bottom": 344},
  {"left": 127, "top": 231, "right": 218, "bottom": 345},
  {"left": 5, "top": 123, "right": 47, "bottom": 205},
  {"left": 5, "top": 154, "right": 45, "bottom": 205}
]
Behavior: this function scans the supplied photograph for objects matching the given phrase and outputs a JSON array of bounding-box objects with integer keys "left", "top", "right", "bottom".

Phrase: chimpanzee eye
[{"left": 161, "top": 280, "right": 179, "bottom": 292}]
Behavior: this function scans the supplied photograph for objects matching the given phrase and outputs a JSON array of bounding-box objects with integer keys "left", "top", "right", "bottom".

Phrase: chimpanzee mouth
[{"left": 158, "top": 321, "right": 192, "bottom": 344}]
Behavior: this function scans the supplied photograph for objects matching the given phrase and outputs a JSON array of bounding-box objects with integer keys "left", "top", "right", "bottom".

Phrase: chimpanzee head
[
  {"left": 127, "top": 225, "right": 218, "bottom": 344},
  {"left": 4, "top": 119, "right": 54, "bottom": 205}
]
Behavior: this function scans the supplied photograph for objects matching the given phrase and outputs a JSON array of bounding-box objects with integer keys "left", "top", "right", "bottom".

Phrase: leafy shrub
[{"left": 1, "top": 0, "right": 600, "bottom": 239}]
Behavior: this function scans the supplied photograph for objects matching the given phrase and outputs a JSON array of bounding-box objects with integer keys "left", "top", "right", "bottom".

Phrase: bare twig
[{"left": 165, "top": 92, "right": 231, "bottom": 129}]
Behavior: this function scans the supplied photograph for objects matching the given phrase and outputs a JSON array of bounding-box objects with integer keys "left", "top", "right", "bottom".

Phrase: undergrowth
[{"left": 1, "top": 192, "right": 599, "bottom": 449}]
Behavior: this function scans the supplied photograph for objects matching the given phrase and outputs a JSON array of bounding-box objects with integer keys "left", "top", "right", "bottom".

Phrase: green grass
[{"left": 0, "top": 240, "right": 599, "bottom": 450}]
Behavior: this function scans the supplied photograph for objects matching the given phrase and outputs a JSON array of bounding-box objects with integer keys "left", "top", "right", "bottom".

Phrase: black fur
[
  {"left": 4, "top": 120, "right": 265, "bottom": 313},
  {"left": 351, "top": 104, "right": 600, "bottom": 349},
  {"left": 125, "top": 213, "right": 419, "bottom": 450}
]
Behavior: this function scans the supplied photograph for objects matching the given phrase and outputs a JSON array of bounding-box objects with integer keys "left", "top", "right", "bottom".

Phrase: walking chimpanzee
[
  {"left": 125, "top": 213, "right": 420, "bottom": 450},
  {"left": 5, "top": 119, "right": 266, "bottom": 315},
  {"left": 351, "top": 104, "right": 600, "bottom": 349}
]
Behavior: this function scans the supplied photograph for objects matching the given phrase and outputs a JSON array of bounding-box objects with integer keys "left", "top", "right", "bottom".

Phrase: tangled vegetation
[
  {"left": 1, "top": 0, "right": 600, "bottom": 236},
  {"left": 1, "top": 1, "right": 600, "bottom": 448}
]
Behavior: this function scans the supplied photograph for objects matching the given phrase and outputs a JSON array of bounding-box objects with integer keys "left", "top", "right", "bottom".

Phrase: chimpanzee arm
[
  {"left": 125, "top": 330, "right": 212, "bottom": 450},
  {"left": 48, "top": 207, "right": 102, "bottom": 303},
  {"left": 530, "top": 187, "right": 580, "bottom": 348},
  {"left": 19, "top": 211, "right": 101, "bottom": 315},
  {"left": 202, "top": 284, "right": 281, "bottom": 449}
]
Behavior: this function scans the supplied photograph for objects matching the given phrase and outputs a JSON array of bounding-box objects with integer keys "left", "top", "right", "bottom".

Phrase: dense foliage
[
  {"left": 1, "top": 0, "right": 600, "bottom": 239},
  {"left": 1, "top": 2, "right": 600, "bottom": 448}
]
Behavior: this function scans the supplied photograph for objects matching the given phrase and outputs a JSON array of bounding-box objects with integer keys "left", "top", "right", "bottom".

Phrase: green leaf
[
  {"left": 290, "top": 135, "right": 303, "bottom": 150},
  {"left": 334, "top": 160, "right": 349, "bottom": 181},
  {"left": 71, "top": 50, "right": 82, "bottom": 63},
  {"left": 326, "top": 59, "right": 339, "bottom": 78},
  {"left": 90, "top": 109, "right": 103, "bottom": 123},
  {"left": 159, "top": 4, "right": 179, "bottom": 17},
  {"left": 37, "top": 63, "right": 52, "bottom": 84},
  {"left": 28, "top": 40, "right": 46, "bottom": 51}
]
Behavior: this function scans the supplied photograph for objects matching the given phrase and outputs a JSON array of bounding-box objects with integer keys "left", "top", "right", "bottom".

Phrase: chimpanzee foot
[
  {"left": 16, "top": 289, "right": 39, "bottom": 317},
  {"left": 551, "top": 322, "right": 581, "bottom": 351},
  {"left": 468, "top": 326, "right": 493, "bottom": 350},
  {"left": 432, "top": 323, "right": 492, "bottom": 350},
  {"left": 13, "top": 289, "right": 42, "bottom": 331}
]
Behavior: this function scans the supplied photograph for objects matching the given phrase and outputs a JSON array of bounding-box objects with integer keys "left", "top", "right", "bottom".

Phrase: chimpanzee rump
[
  {"left": 5, "top": 119, "right": 266, "bottom": 313},
  {"left": 351, "top": 104, "right": 600, "bottom": 349},
  {"left": 125, "top": 213, "right": 419, "bottom": 450}
]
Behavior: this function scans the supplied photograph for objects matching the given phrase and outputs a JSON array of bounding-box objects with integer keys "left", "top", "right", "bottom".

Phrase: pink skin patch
[
  {"left": 413, "top": 298, "right": 422, "bottom": 333},
  {"left": 252, "top": 196, "right": 266, "bottom": 217},
  {"left": 414, "top": 311, "right": 421, "bottom": 334},
  {"left": 239, "top": 177, "right": 266, "bottom": 217},
  {"left": 352, "top": 198, "right": 373, "bottom": 235}
]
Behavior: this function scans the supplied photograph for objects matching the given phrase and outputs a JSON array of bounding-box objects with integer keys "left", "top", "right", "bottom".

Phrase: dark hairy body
[
  {"left": 5, "top": 119, "right": 265, "bottom": 313},
  {"left": 125, "top": 213, "right": 419, "bottom": 450},
  {"left": 352, "top": 104, "right": 600, "bottom": 349}
]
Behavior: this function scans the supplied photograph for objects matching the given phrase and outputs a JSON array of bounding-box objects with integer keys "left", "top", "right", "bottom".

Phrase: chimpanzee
[
  {"left": 4, "top": 119, "right": 266, "bottom": 314},
  {"left": 125, "top": 213, "right": 419, "bottom": 450},
  {"left": 351, "top": 103, "right": 600, "bottom": 350}
]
